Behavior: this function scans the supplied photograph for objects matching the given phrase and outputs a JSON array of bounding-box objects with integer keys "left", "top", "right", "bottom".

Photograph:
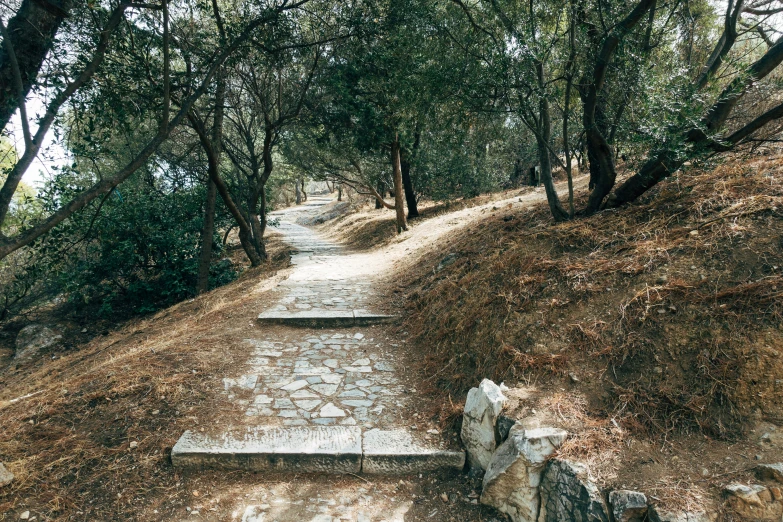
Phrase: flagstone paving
[{"left": 219, "top": 198, "right": 411, "bottom": 430}]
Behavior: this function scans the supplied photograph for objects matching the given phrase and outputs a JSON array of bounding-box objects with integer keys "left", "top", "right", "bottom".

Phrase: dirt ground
[
  {"left": 1, "top": 160, "right": 781, "bottom": 520},
  {"left": 321, "top": 158, "right": 783, "bottom": 518},
  {"left": 0, "top": 201, "right": 505, "bottom": 521}
]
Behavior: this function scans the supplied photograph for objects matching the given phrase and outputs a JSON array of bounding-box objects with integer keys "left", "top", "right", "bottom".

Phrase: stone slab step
[
  {"left": 171, "top": 426, "right": 363, "bottom": 473},
  {"left": 257, "top": 309, "right": 397, "bottom": 327},
  {"left": 172, "top": 427, "right": 465, "bottom": 475},
  {"left": 362, "top": 429, "right": 466, "bottom": 475}
]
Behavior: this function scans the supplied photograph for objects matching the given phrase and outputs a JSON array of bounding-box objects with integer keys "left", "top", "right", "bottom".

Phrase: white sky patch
[{"left": 5, "top": 94, "right": 71, "bottom": 193}]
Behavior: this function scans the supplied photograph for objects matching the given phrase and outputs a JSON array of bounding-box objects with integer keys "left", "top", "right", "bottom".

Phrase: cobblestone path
[{"left": 223, "top": 198, "right": 411, "bottom": 431}]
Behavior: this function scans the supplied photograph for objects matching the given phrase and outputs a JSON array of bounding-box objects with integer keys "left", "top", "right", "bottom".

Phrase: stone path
[
  {"left": 173, "top": 196, "right": 463, "bottom": 473},
  {"left": 228, "top": 198, "right": 404, "bottom": 429}
]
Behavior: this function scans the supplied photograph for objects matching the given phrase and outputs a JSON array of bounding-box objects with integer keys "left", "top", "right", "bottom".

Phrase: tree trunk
[
  {"left": 375, "top": 180, "right": 385, "bottom": 209},
  {"left": 196, "top": 179, "right": 217, "bottom": 294},
  {"left": 583, "top": 128, "right": 617, "bottom": 213},
  {"left": 581, "top": 0, "right": 656, "bottom": 212},
  {"left": 400, "top": 155, "right": 419, "bottom": 219},
  {"left": 607, "top": 37, "right": 783, "bottom": 208},
  {"left": 249, "top": 213, "right": 267, "bottom": 259},
  {"left": 0, "top": 0, "right": 74, "bottom": 131},
  {"left": 391, "top": 136, "right": 408, "bottom": 233},
  {"left": 535, "top": 62, "right": 569, "bottom": 222},
  {"left": 301, "top": 180, "right": 307, "bottom": 201},
  {"left": 295, "top": 180, "right": 302, "bottom": 204},
  {"left": 196, "top": 63, "right": 226, "bottom": 291},
  {"left": 338, "top": 184, "right": 342, "bottom": 201}
]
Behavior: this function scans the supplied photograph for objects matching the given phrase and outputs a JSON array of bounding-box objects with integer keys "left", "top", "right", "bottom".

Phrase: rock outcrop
[
  {"left": 14, "top": 324, "right": 62, "bottom": 362},
  {"left": 724, "top": 483, "right": 783, "bottom": 520},
  {"left": 461, "top": 378, "right": 507, "bottom": 470},
  {"left": 537, "top": 459, "right": 610, "bottom": 522},
  {"left": 480, "top": 426, "right": 567, "bottom": 522}
]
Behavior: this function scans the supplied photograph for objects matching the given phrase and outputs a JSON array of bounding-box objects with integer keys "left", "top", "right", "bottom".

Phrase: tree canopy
[{"left": 2, "top": 0, "right": 783, "bottom": 318}]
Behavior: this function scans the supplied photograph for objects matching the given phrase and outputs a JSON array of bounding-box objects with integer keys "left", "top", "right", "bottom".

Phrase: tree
[{"left": 0, "top": 0, "right": 313, "bottom": 262}]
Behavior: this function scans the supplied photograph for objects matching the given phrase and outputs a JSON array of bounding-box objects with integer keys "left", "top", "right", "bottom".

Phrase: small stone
[
  {"left": 689, "top": 230, "right": 699, "bottom": 236},
  {"left": 440, "top": 492, "right": 449, "bottom": 502},
  {"left": 568, "top": 373, "right": 580, "bottom": 383},
  {"left": 319, "top": 403, "right": 346, "bottom": 417},
  {"left": 609, "top": 490, "right": 648, "bottom": 522},
  {"left": 281, "top": 380, "right": 308, "bottom": 391},
  {"left": 538, "top": 460, "right": 610, "bottom": 522},
  {"left": 480, "top": 427, "right": 568, "bottom": 521},
  {"left": 129, "top": 441, "right": 138, "bottom": 449},
  {"left": 756, "top": 462, "right": 783, "bottom": 483},
  {"left": 310, "top": 384, "right": 339, "bottom": 396},
  {"left": 0, "top": 463, "right": 14, "bottom": 487},
  {"left": 20, "top": 512, "right": 30, "bottom": 520}
]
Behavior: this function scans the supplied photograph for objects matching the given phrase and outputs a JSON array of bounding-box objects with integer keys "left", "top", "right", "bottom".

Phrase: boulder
[
  {"left": 461, "top": 378, "right": 507, "bottom": 470},
  {"left": 538, "top": 459, "right": 610, "bottom": 522},
  {"left": 0, "top": 462, "right": 13, "bottom": 487},
  {"left": 480, "top": 426, "right": 567, "bottom": 522},
  {"left": 15, "top": 324, "right": 62, "bottom": 362},
  {"left": 609, "top": 490, "right": 648, "bottom": 522},
  {"left": 756, "top": 463, "right": 783, "bottom": 483},
  {"left": 724, "top": 483, "right": 783, "bottom": 520}
]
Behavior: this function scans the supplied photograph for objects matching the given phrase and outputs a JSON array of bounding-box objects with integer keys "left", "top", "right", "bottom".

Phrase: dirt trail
[{"left": 320, "top": 176, "right": 589, "bottom": 279}]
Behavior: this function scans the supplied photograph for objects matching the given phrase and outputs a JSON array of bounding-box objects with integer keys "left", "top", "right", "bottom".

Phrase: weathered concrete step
[
  {"left": 171, "top": 426, "right": 363, "bottom": 473},
  {"left": 172, "top": 427, "right": 465, "bottom": 475},
  {"left": 363, "top": 429, "right": 466, "bottom": 474},
  {"left": 257, "top": 309, "right": 397, "bottom": 327}
]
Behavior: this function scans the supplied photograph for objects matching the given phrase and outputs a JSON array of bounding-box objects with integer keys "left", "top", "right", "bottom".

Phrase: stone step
[
  {"left": 172, "top": 427, "right": 465, "bottom": 475},
  {"left": 257, "top": 309, "right": 397, "bottom": 327},
  {"left": 362, "top": 429, "right": 466, "bottom": 474},
  {"left": 172, "top": 426, "right": 363, "bottom": 473}
]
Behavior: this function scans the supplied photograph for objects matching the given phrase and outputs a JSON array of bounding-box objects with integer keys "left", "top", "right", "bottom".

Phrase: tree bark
[
  {"left": 189, "top": 111, "right": 262, "bottom": 267},
  {"left": 196, "top": 179, "right": 217, "bottom": 294},
  {"left": 295, "top": 179, "right": 302, "bottom": 204},
  {"left": 0, "top": 0, "right": 74, "bottom": 131},
  {"left": 400, "top": 154, "right": 419, "bottom": 219},
  {"left": 391, "top": 135, "right": 408, "bottom": 233},
  {"left": 375, "top": 180, "right": 385, "bottom": 209},
  {"left": 535, "top": 61, "right": 569, "bottom": 221},
  {"left": 582, "top": 0, "right": 656, "bottom": 213}
]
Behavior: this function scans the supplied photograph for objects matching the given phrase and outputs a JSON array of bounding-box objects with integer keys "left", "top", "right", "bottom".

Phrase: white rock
[
  {"left": 0, "top": 463, "right": 13, "bottom": 487},
  {"left": 19, "top": 512, "right": 30, "bottom": 520},
  {"left": 480, "top": 427, "right": 567, "bottom": 522},
  {"left": 319, "top": 403, "right": 346, "bottom": 417},
  {"left": 461, "top": 378, "right": 507, "bottom": 470},
  {"left": 15, "top": 324, "right": 62, "bottom": 362},
  {"left": 281, "top": 380, "right": 308, "bottom": 391}
]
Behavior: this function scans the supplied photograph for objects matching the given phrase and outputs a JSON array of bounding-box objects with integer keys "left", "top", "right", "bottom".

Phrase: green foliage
[{"left": 3, "top": 170, "right": 236, "bottom": 318}]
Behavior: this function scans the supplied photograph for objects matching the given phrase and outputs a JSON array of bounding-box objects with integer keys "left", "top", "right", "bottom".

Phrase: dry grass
[
  {"left": 397, "top": 153, "right": 783, "bottom": 439},
  {"left": 0, "top": 238, "right": 292, "bottom": 520}
]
